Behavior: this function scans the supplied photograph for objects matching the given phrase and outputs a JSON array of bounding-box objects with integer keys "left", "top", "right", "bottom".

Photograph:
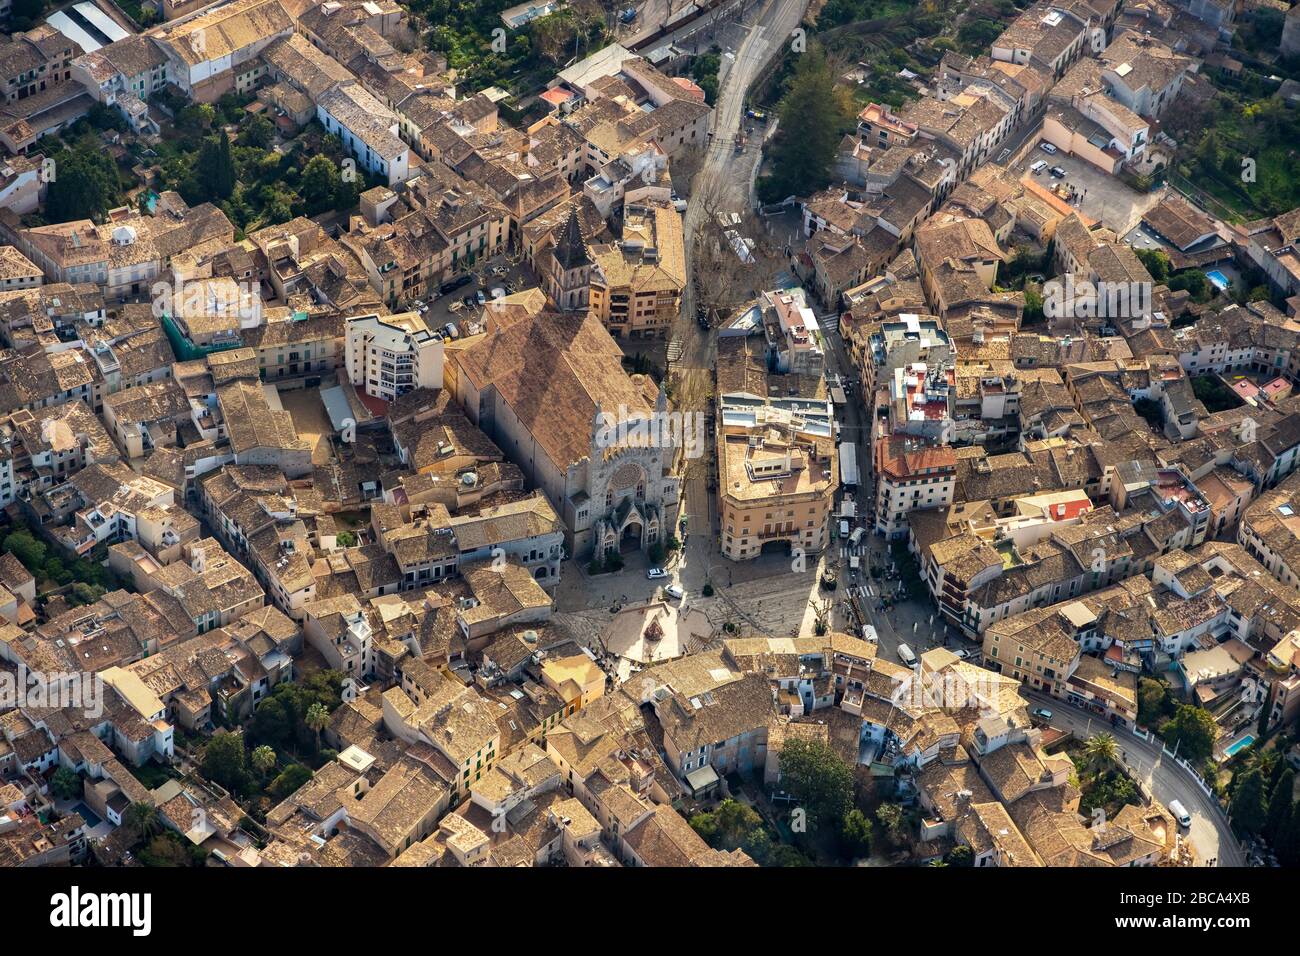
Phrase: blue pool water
[
  {"left": 71, "top": 801, "right": 102, "bottom": 828},
  {"left": 1225, "top": 735, "right": 1254, "bottom": 757},
  {"left": 1206, "top": 270, "right": 1231, "bottom": 291}
]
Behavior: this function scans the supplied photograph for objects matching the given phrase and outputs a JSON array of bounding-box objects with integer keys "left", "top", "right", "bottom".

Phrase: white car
[
  {"left": 646, "top": 568, "right": 667, "bottom": 580},
  {"left": 664, "top": 584, "right": 684, "bottom": 600},
  {"left": 1039, "top": 141, "right": 1058, "bottom": 155},
  {"left": 1030, "top": 159, "right": 1049, "bottom": 175}
]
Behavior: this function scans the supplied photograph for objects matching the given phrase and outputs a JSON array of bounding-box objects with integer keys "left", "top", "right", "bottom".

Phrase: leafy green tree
[
  {"left": 1136, "top": 248, "right": 1171, "bottom": 282},
  {"left": 202, "top": 731, "right": 251, "bottom": 794},
  {"left": 1230, "top": 768, "right": 1269, "bottom": 836},
  {"left": 944, "top": 844, "right": 975, "bottom": 866},
  {"left": 46, "top": 145, "right": 122, "bottom": 221},
  {"left": 875, "top": 802, "right": 906, "bottom": 846},
  {"left": 51, "top": 767, "right": 83, "bottom": 801},
  {"left": 1159, "top": 705, "right": 1217, "bottom": 763},
  {"left": 241, "top": 113, "right": 276, "bottom": 149},
  {"left": 779, "top": 738, "right": 854, "bottom": 832},
  {"left": 9, "top": 0, "right": 48, "bottom": 29},
  {"left": 336, "top": 531, "right": 357, "bottom": 548},
  {"left": 70, "top": 582, "right": 105, "bottom": 605},
  {"left": 269, "top": 763, "right": 314, "bottom": 801},
  {"left": 3, "top": 530, "right": 47, "bottom": 573},
  {"left": 1264, "top": 768, "right": 1294, "bottom": 846},
  {"left": 765, "top": 844, "right": 812, "bottom": 866},
  {"left": 1168, "top": 269, "right": 1210, "bottom": 301},
  {"left": 300, "top": 154, "right": 341, "bottom": 214},
  {"left": 1084, "top": 733, "right": 1119, "bottom": 773},
  {"left": 124, "top": 802, "right": 162, "bottom": 841},
  {"left": 840, "top": 807, "right": 873, "bottom": 858},
  {"left": 1280, "top": 804, "right": 1300, "bottom": 867},
  {"left": 759, "top": 46, "right": 853, "bottom": 202},
  {"left": 139, "top": 833, "right": 190, "bottom": 867}
]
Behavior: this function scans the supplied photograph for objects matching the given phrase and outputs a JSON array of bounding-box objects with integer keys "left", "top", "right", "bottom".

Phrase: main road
[
  {"left": 1023, "top": 689, "right": 1246, "bottom": 867},
  {"left": 674, "top": 0, "right": 811, "bottom": 580}
]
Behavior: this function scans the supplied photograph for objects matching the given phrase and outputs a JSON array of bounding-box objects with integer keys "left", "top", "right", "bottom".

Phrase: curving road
[{"left": 1024, "top": 689, "right": 1246, "bottom": 867}]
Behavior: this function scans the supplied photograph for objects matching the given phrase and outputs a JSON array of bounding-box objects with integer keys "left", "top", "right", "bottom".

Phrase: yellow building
[
  {"left": 541, "top": 653, "right": 606, "bottom": 716},
  {"left": 588, "top": 201, "right": 685, "bottom": 339},
  {"left": 718, "top": 408, "right": 838, "bottom": 562}
]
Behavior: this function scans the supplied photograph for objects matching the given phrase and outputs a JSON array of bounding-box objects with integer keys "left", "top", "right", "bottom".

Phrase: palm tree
[
  {"left": 1084, "top": 732, "right": 1120, "bottom": 773},
  {"left": 124, "top": 802, "right": 161, "bottom": 841},
  {"left": 305, "top": 702, "right": 330, "bottom": 752},
  {"left": 251, "top": 745, "right": 277, "bottom": 777}
]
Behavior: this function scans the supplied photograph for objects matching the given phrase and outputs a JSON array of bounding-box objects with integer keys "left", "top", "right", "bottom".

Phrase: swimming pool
[
  {"left": 71, "top": 801, "right": 102, "bottom": 828},
  {"left": 1206, "top": 270, "right": 1231, "bottom": 292},
  {"left": 1225, "top": 735, "right": 1255, "bottom": 757}
]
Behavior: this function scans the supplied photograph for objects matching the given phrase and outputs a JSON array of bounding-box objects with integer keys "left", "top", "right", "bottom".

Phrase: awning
[{"left": 685, "top": 764, "right": 719, "bottom": 794}]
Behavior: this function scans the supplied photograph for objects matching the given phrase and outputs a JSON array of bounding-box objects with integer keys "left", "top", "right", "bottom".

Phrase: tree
[
  {"left": 1138, "top": 678, "right": 1173, "bottom": 727},
  {"left": 3, "top": 529, "right": 47, "bottom": 573},
  {"left": 139, "top": 833, "right": 191, "bottom": 867},
  {"left": 336, "top": 531, "right": 357, "bottom": 548},
  {"left": 875, "top": 802, "right": 906, "bottom": 845},
  {"left": 766, "top": 844, "right": 812, "bottom": 866},
  {"left": 269, "top": 763, "right": 314, "bottom": 801},
  {"left": 1264, "top": 768, "right": 1294, "bottom": 846},
  {"left": 944, "top": 844, "right": 975, "bottom": 866},
  {"left": 251, "top": 744, "right": 278, "bottom": 777},
  {"left": 1083, "top": 732, "right": 1119, "bottom": 773},
  {"left": 759, "top": 46, "right": 853, "bottom": 202},
  {"left": 202, "top": 731, "right": 251, "bottom": 794},
  {"left": 1135, "top": 248, "right": 1171, "bottom": 282},
  {"left": 305, "top": 702, "right": 330, "bottom": 752},
  {"left": 1159, "top": 705, "right": 1217, "bottom": 763},
  {"left": 779, "top": 738, "right": 854, "bottom": 832},
  {"left": 70, "top": 582, "right": 105, "bottom": 605},
  {"left": 1280, "top": 804, "right": 1300, "bottom": 867},
  {"left": 195, "top": 131, "right": 236, "bottom": 202},
  {"left": 124, "top": 802, "right": 162, "bottom": 842},
  {"left": 840, "top": 807, "right": 873, "bottom": 858},
  {"left": 9, "top": 0, "right": 48, "bottom": 30},
  {"left": 51, "top": 767, "right": 82, "bottom": 801},
  {"left": 1168, "top": 269, "right": 1210, "bottom": 301},
  {"left": 300, "top": 154, "right": 341, "bottom": 214},
  {"left": 241, "top": 113, "right": 275, "bottom": 149},
  {"left": 1230, "top": 768, "right": 1269, "bottom": 837}
]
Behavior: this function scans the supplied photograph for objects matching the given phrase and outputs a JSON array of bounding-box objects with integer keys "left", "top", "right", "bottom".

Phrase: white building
[
  {"left": 344, "top": 312, "right": 444, "bottom": 403},
  {"left": 317, "top": 85, "right": 411, "bottom": 186}
]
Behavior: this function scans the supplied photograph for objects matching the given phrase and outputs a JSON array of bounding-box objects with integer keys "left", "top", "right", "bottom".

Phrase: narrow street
[{"left": 672, "top": 0, "right": 812, "bottom": 595}]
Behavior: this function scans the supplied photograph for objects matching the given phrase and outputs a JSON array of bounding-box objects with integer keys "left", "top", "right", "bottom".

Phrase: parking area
[
  {"left": 412, "top": 252, "right": 538, "bottom": 333},
  {"left": 279, "top": 384, "right": 339, "bottom": 466},
  {"left": 1015, "top": 144, "right": 1161, "bottom": 233}
]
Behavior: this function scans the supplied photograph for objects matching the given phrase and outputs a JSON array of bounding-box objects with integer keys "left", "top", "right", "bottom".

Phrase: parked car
[
  {"left": 442, "top": 323, "right": 459, "bottom": 340},
  {"left": 1168, "top": 799, "right": 1192, "bottom": 828},
  {"left": 1031, "top": 707, "right": 1053, "bottom": 721},
  {"left": 440, "top": 274, "right": 472, "bottom": 295},
  {"left": 475, "top": 290, "right": 487, "bottom": 305},
  {"left": 897, "top": 643, "right": 917, "bottom": 666},
  {"left": 664, "top": 584, "right": 684, "bottom": 600},
  {"left": 1030, "top": 159, "right": 1049, "bottom": 174},
  {"left": 1050, "top": 166, "right": 1067, "bottom": 179},
  {"left": 1039, "top": 141, "right": 1058, "bottom": 155},
  {"left": 646, "top": 568, "right": 667, "bottom": 579}
]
